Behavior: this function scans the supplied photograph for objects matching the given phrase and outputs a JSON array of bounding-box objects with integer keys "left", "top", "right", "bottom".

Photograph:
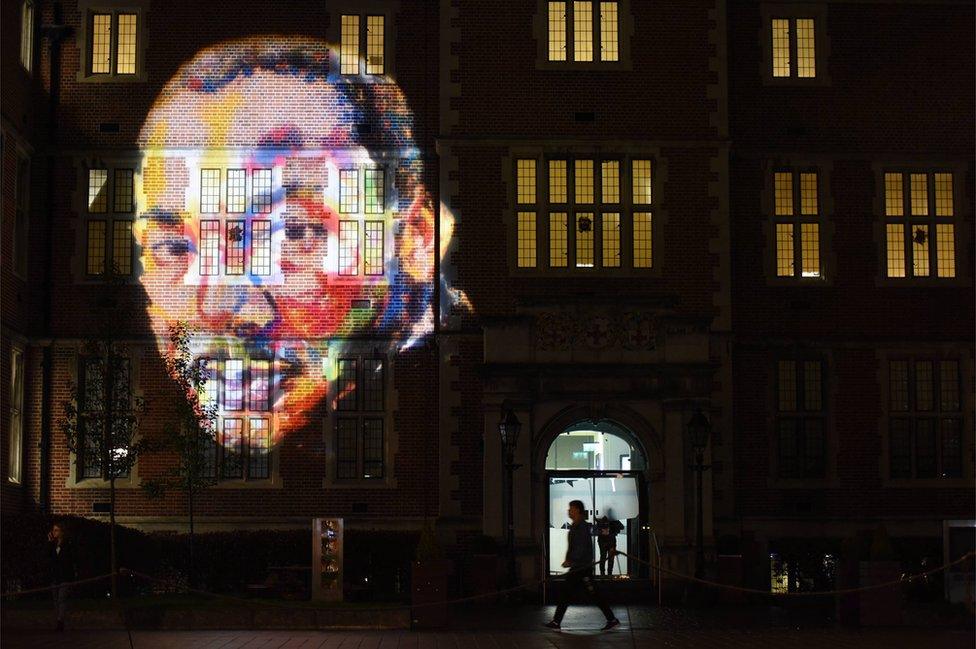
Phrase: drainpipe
[{"left": 38, "top": 2, "right": 70, "bottom": 513}]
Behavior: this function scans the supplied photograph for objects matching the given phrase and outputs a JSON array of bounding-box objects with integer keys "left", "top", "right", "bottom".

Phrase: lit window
[
  {"left": 8, "top": 347, "right": 25, "bottom": 484},
  {"left": 200, "top": 169, "right": 220, "bottom": 213},
  {"left": 339, "top": 220, "right": 360, "bottom": 275},
  {"left": 224, "top": 359, "right": 244, "bottom": 411},
  {"left": 772, "top": 170, "right": 821, "bottom": 279},
  {"left": 340, "top": 15, "right": 360, "bottom": 75},
  {"left": 633, "top": 212, "right": 652, "bottom": 268},
  {"left": 518, "top": 211, "right": 537, "bottom": 268},
  {"left": 576, "top": 213, "right": 594, "bottom": 267},
  {"left": 549, "top": 161, "right": 568, "bottom": 203},
  {"left": 89, "top": 169, "right": 109, "bottom": 213},
  {"left": 364, "top": 168, "right": 385, "bottom": 214},
  {"left": 366, "top": 15, "right": 385, "bottom": 74},
  {"left": 517, "top": 160, "right": 537, "bottom": 204},
  {"left": 599, "top": 2, "right": 618, "bottom": 62},
  {"left": 226, "top": 220, "right": 246, "bottom": 275},
  {"left": 602, "top": 212, "right": 620, "bottom": 268},
  {"left": 20, "top": 1, "right": 34, "bottom": 73},
  {"left": 116, "top": 14, "right": 137, "bottom": 74},
  {"left": 113, "top": 169, "right": 134, "bottom": 213},
  {"left": 573, "top": 2, "right": 593, "bottom": 62},
  {"left": 226, "top": 169, "right": 246, "bottom": 213},
  {"left": 339, "top": 169, "right": 359, "bottom": 213},
  {"left": 252, "top": 169, "right": 273, "bottom": 214},
  {"left": 112, "top": 220, "right": 133, "bottom": 275},
  {"left": 777, "top": 359, "right": 825, "bottom": 479},
  {"left": 601, "top": 161, "right": 619, "bottom": 203},
  {"left": 91, "top": 14, "right": 112, "bottom": 74},
  {"left": 249, "top": 359, "right": 271, "bottom": 411},
  {"left": 575, "top": 160, "right": 594, "bottom": 203},
  {"left": 88, "top": 11, "right": 139, "bottom": 77},
  {"left": 884, "top": 172, "right": 955, "bottom": 279},
  {"left": 250, "top": 220, "right": 272, "bottom": 276},
  {"left": 199, "top": 221, "right": 220, "bottom": 276},
  {"left": 364, "top": 221, "right": 384, "bottom": 276},
  {"left": 87, "top": 221, "right": 107, "bottom": 275},
  {"left": 336, "top": 356, "right": 387, "bottom": 480},
  {"left": 548, "top": 2, "right": 567, "bottom": 61},
  {"left": 549, "top": 212, "right": 568, "bottom": 267},
  {"left": 632, "top": 160, "right": 652, "bottom": 204},
  {"left": 771, "top": 17, "right": 818, "bottom": 79}
]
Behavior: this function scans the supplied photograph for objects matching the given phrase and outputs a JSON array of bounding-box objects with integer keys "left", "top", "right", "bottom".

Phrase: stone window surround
[
  {"left": 504, "top": 144, "right": 667, "bottom": 278},
  {"left": 322, "top": 341, "right": 399, "bottom": 490},
  {"left": 532, "top": 0, "right": 635, "bottom": 71},
  {"left": 75, "top": 0, "right": 151, "bottom": 83},
  {"left": 760, "top": 158, "right": 835, "bottom": 286},
  {"left": 759, "top": 3, "right": 831, "bottom": 86}
]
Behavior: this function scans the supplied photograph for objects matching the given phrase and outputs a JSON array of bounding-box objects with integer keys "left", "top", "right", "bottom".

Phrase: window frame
[
  {"left": 76, "top": 1, "right": 149, "bottom": 83},
  {"left": 7, "top": 345, "right": 26, "bottom": 485},
  {"left": 20, "top": 0, "right": 35, "bottom": 74},
  {"left": 326, "top": 3, "right": 396, "bottom": 83},
  {"left": 12, "top": 152, "right": 31, "bottom": 280},
  {"left": 759, "top": 4, "right": 830, "bottom": 87},
  {"left": 773, "top": 358, "right": 828, "bottom": 481},
  {"left": 330, "top": 163, "right": 393, "bottom": 282},
  {"left": 535, "top": 0, "right": 633, "bottom": 71},
  {"left": 81, "top": 164, "right": 137, "bottom": 281}
]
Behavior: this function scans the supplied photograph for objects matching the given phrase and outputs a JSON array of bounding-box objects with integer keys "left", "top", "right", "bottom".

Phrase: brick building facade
[{"left": 2, "top": 0, "right": 972, "bottom": 593}]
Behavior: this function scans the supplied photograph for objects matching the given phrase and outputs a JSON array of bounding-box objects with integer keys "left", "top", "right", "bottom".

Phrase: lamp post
[
  {"left": 498, "top": 406, "right": 522, "bottom": 592},
  {"left": 686, "top": 408, "right": 712, "bottom": 579}
]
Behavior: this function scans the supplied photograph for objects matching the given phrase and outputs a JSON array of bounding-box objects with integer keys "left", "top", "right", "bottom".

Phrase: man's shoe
[
  {"left": 543, "top": 620, "right": 561, "bottom": 629},
  {"left": 601, "top": 618, "right": 620, "bottom": 631}
]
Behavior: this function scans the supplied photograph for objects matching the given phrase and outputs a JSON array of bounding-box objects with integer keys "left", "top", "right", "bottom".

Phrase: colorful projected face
[{"left": 136, "top": 37, "right": 434, "bottom": 430}]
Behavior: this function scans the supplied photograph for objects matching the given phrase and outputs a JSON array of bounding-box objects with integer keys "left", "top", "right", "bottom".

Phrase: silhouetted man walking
[{"left": 545, "top": 500, "right": 619, "bottom": 631}]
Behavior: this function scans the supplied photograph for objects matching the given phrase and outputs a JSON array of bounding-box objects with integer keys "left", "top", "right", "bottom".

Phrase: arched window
[{"left": 545, "top": 420, "right": 645, "bottom": 471}]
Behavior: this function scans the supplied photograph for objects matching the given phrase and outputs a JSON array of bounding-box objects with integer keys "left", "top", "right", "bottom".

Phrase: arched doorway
[{"left": 544, "top": 420, "right": 649, "bottom": 579}]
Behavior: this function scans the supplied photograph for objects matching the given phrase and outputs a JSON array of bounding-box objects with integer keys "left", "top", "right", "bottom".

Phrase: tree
[
  {"left": 59, "top": 272, "right": 148, "bottom": 598},
  {"left": 142, "top": 321, "right": 218, "bottom": 588}
]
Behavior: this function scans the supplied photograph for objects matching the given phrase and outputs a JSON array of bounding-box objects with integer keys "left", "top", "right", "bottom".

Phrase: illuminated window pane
[
  {"left": 113, "top": 169, "right": 134, "bottom": 213},
  {"left": 8, "top": 346, "right": 24, "bottom": 483},
  {"left": 91, "top": 13, "right": 112, "bottom": 74},
  {"left": 940, "top": 361, "right": 960, "bottom": 411},
  {"left": 116, "top": 14, "right": 137, "bottom": 74},
  {"left": 364, "top": 168, "right": 385, "bottom": 214},
  {"left": 601, "top": 161, "right": 619, "bottom": 203},
  {"left": 339, "top": 169, "right": 359, "bottom": 213},
  {"left": 549, "top": 212, "right": 568, "bottom": 267},
  {"left": 889, "top": 361, "right": 909, "bottom": 411},
  {"left": 800, "top": 223, "right": 820, "bottom": 277},
  {"left": 517, "top": 159, "right": 537, "bottom": 204},
  {"left": 600, "top": 2, "right": 618, "bottom": 62},
  {"left": 934, "top": 173, "right": 953, "bottom": 216},
  {"left": 549, "top": 160, "right": 568, "bottom": 203},
  {"left": 200, "top": 169, "right": 220, "bottom": 213},
  {"left": 86, "top": 220, "right": 107, "bottom": 275},
  {"left": 364, "top": 221, "right": 384, "bottom": 276},
  {"left": 336, "top": 359, "right": 358, "bottom": 411},
  {"left": 20, "top": 1, "right": 33, "bottom": 72},
  {"left": 249, "top": 359, "right": 271, "bottom": 411},
  {"left": 226, "top": 220, "right": 245, "bottom": 275},
  {"left": 772, "top": 18, "right": 790, "bottom": 77},
  {"left": 363, "top": 419, "right": 384, "bottom": 478},
  {"left": 573, "top": 1, "right": 593, "bottom": 62},
  {"left": 795, "top": 18, "right": 815, "bottom": 78},
  {"left": 575, "top": 160, "right": 594, "bottom": 203},
  {"left": 336, "top": 418, "right": 357, "bottom": 478},
  {"left": 778, "top": 360, "right": 797, "bottom": 411},
  {"left": 221, "top": 418, "right": 243, "bottom": 478},
  {"left": 112, "top": 220, "right": 133, "bottom": 275},
  {"left": 341, "top": 15, "right": 360, "bottom": 75},
  {"left": 633, "top": 211, "right": 652, "bottom": 268},
  {"left": 88, "top": 169, "right": 108, "bottom": 213},
  {"left": 910, "top": 173, "right": 928, "bottom": 216},
  {"left": 548, "top": 2, "right": 567, "bottom": 61},
  {"left": 775, "top": 223, "right": 794, "bottom": 277},
  {"left": 366, "top": 15, "right": 384, "bottom": 74},
  {"left": 774, "top": 172, "right": 793, "bottom": 216},
  {"left": 363, "top": 359, "right": 384, "bottom": 411},
  {"left": 911, "top": 224, "right": 929, "bottom": 277},
  {"left": 915, "top": 361, "right": 934, "bottom": 411},
  {"left": 224, "top": 360, "right": 244, "bottom": 411},
  {"left": 339, "top": 220, "right": 359, "bottom": 275},
  {"left": 226, "top": 169, "right": 246, "bottom": 213},
  {"left": 803, "top": 361, "right": 822, "bottom": 411},
  {"left": 250, "top": 220, "right": 271, "bottom": 276},
  {"left": 518, "top": 211, "right": 537, "bottom": 268},
  {"left": 936, "top": 224, "right": 955, "bottom": 278},
  {"left": 885, "top": 224, "right": 905, "bottom": 278},
  {"left": 884, "top": 173, "right": 904, "bottom": 216},
  {"left": 248, "top": 418, "right": 270, "bottom": 479},
  {"left": 632, "top": 160, "right": 652, "bottom": 204},
  {"left": 252, "top": 168, "right": 273, "bottom": 214},
  {"left": 799, "top": 172, "right": 817, "bottom": 215},
  {"left": 199, "top": 220, "right": 220, "bottom": 276},
  {"left": 576, "top": 213, "right": 594, "bottom": 267},
  {"left": 601, "top": 212, "right": 620, "bottom": 267}
]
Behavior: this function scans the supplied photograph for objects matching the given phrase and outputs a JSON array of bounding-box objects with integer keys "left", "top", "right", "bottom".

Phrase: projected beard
[{"left": 137, "top": 37, "right": 434, "bottom": 430}]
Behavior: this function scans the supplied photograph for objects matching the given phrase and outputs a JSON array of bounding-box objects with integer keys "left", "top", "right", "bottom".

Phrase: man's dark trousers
[{"left": 553, "top": 569, "right": 614, "bottom": 624}]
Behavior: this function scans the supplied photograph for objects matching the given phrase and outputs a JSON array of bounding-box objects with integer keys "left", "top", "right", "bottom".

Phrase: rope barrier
[
  {"left": 617, "top": 550, "right": 976, "bottom": 598},
  {"left": 1, "top": 572, "right": 116, "bottom": 598}
]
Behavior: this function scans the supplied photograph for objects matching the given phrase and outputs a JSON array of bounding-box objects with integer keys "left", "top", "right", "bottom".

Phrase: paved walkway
[{"left": 3, "top": 627, "right": 974, "bottom": 649}]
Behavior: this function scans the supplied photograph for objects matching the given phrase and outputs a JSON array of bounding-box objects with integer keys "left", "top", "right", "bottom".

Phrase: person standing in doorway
[
  {"left": 545, "top": 500, "right": 620, "bottom": 631},
  {"left": 47, "top": 522, "right": 77, "bottom": 631},
  {"left": 596, "top": 509, "right": 625, "bottom": 576}
]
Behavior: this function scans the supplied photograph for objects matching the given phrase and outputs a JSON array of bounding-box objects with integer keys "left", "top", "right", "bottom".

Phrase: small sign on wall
[{"left": 312, "top": 517, "right": 343, "bottom": 601}]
